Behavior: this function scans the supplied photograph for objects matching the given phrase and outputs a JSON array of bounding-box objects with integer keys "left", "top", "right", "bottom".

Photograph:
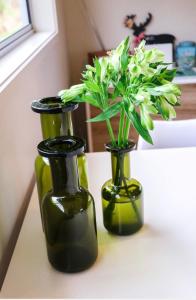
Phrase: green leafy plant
[{"left": 59, "top": 37, "right": 181, "bottom": 148}]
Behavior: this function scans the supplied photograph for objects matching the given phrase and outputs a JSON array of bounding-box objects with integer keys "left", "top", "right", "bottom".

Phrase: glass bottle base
[
  {"left": 48, "top": 246, "right": 98, "bottom": 273},
  {"left": 43, "top": 189, "right": 98, "bottom": 273},
  {"left": 102, "top": 178, "right": 143, "bottom": 236},
  {"left": 104, "top": 221, "right": 143, "bottom": 236}
]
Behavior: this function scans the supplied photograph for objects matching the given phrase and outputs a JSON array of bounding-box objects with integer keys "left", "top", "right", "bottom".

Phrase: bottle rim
[
  {"left": 31, "top": 96, "right": 78, "bottom": 114},
  {"left": 105, "top": 140, "right": 136, "bottom": 153},
  {"left": 37, "top": 136, "right": 85, "bottom": 157}
]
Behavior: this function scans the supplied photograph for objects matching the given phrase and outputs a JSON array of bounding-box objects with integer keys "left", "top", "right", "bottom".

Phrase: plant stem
[
  {"left": 108, "top": 152, "right": 142, "bottom": 227},
  {"left": 106, "top": 119, "right": 116, "bottom": 146},
  {"left": 124, "top": 116, "right": 131, "bottom": 145},
  {"left": 118, "top": 106, "right": 125, "bottom": 147},
  {"left": 119, "top": 154, "right": 142, "bottom": 224},
  {"left": 114, "top": 153, "right": 121, "bottom": 186}
]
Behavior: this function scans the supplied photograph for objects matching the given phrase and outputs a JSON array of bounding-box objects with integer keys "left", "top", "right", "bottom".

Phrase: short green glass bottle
[
  {"left": 102, "top": 141, "right": 143, "bottom": 235},
  {"left": 31, "top": 97, "right": 88, "bottom": 223},
  {"left": 37, "top": 136, "right": 98, "bottom": 273}
]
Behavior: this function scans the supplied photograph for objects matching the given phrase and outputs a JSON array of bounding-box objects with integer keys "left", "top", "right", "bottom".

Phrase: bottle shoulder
[
  {"left": 102, "top": 178, "right": 142, "bottom": 201},
  {"left": 79, "top": 186, "right": 94, "bottom": 200},
  {"left": 102, "top": 177, "right": 142, "bottom": 188},
  {"left": 42, "top": 187, "right": 94, "bottom": 215}
]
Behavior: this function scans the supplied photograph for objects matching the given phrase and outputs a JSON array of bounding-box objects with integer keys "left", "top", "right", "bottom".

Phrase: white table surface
[{"left": 1, "top": 148, "right": 196, "bottom": 299}]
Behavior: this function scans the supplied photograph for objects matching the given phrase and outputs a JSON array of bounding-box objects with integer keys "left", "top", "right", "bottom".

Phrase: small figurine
[{"left": 124, "top": 13, "right": 152, "bottom": 48}]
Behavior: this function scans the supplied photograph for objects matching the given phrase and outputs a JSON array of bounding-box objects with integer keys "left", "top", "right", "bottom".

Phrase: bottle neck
[
  {"left": 111, "top": 151, "right": 130, "bottom": 186},
  {"left": 49, "top": 156, "right": 80, "bottom": 195},
  {"left": 40, "top": 112, "right": 73, "bottom": 139}
]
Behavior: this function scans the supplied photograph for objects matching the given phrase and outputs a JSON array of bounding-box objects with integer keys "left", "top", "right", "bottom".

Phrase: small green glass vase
[
  {"left": 102, "top": 141, "right": 143, "bottom": 235},
  {"left": 31, "top": 97, "right": 88, "bottom": 225},
  {"left": 37, "top": 136, "right": 98, "bottom": 273}
]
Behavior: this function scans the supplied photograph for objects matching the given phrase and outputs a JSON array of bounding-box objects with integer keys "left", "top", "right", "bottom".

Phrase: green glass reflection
[
  {"left": 42, "top": 155, "right": 98, "bottom": 273},
  {"left": 41, "top": 112, "right": 73, "bottom": 140},
  {"left": 35, "top": 112, "right": 88, "bottom": 226},
  {"left": 102, "top": 150, "right": 143, "bottom": 235}
]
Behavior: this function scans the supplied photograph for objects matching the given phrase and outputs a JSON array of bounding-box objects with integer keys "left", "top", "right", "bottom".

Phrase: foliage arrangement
[{"left": 59, "top": 37, "right": 181, "bottom": 148}]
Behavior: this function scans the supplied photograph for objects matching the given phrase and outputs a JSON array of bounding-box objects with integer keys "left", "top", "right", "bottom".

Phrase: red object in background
[{"left": 133, "top": 32, "right": 145, "bottom": 48}]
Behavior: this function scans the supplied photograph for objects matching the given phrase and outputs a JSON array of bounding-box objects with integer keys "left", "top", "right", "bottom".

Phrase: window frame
[{"left": 0, "top": 0, "right": 33, "bottom": 57}]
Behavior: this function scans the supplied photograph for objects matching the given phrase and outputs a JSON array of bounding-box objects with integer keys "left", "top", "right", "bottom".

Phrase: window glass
[{"left": 0, "top": 0, "right": 30, "bottom": 42}]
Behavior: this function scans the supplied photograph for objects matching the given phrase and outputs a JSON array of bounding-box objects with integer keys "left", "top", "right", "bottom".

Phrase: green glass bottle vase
[
  {"left": 102, "top": 141, "right": 143, "bottom": 235},
  {"left": 31, "top": 97, "right": 88, "bottom": 222},
  {"left": 37, "top": 136, "right": 98, "bottom": 273}
]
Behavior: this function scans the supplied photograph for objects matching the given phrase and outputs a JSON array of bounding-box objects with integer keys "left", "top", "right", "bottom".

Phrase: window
[{"left": 0, "top": 0, "right": 32, "bottom": 55}]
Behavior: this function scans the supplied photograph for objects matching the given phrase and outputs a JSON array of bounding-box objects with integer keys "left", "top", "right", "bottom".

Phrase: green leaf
[
  {"left": 124, "top": 103, "right": 153, "bottom": 144},
  {"left": 161, "top": 68, "right": 176, "bottom": 81},
  {"left": 98, "top": 57, "right": 108, "bottom": 82},
  {"left": 140, "top": 101, "right": 158, "bottom": 116},
  {"left": 140, "top": 105, "right": 154, "bottom": 130},
  {"left": 75, "top": 95, "right": 99, "bottom": 108},
  {"left": 157, "top": 97, "right": 176, "bottom": 120},
  {"left": 116, "top": 81, "right": 125, "bottom": 94},
  {"left": 85, "top": 81, "right": 101, "bottom": 93},
  {"left": 120, "top": 36, "right": 130, "bottom": 71},
  {"left": 111, "top": 87, "right": 120, "bottom": 100},
  {"left": 165, "top": 93, "right": 177, "bottom": 105},
  {"left": 147, "top": 83, "right": 181, "bottom": 96},
  {"left": 174, "top": 99, "right": 181, "bottom": 106},
  {"left": 86, "top": 65, "right": 96, "bottom": 72},
  {"left": 121, "top": 53, "right": 129, "bottom": 71},
  {"left": 87, "top": 102, "right": 121, "bottom": 122},
  {"left": 123, "top": 36, "right": 130, "bottom": 52},
  {"left": 144, "top": 48, "right": 165, "bottom": 63},
  {"left": 94, "top": 58, "right": 101, "bottom": 79},
  {"left": 116, "top": 36, "right": 130, "bottom": 56},
  {"left": 59, "top": 84, "right": 85, "bottom": 102},
  {"left": 57, "top": 37, "right": 180, "bottom": 149}
]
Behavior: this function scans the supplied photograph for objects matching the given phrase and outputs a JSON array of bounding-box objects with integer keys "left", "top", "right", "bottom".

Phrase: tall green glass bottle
[
  {"left": 102, "top": 142, "right": 143, "bottom": 235},
  {"left": 31, "top": 97, "right": 88, "bottom": 225},
  {"left": 37, "top": 136, "right": 98, "bottom": 273}
]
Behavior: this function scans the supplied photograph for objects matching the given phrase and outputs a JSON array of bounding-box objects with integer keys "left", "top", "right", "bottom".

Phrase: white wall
[
  {"left": 64, "top": 0, "right": 196, "bottom": 83},
  {"left": 0, "top": 0, "right": 70, "bottom": 282}
]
